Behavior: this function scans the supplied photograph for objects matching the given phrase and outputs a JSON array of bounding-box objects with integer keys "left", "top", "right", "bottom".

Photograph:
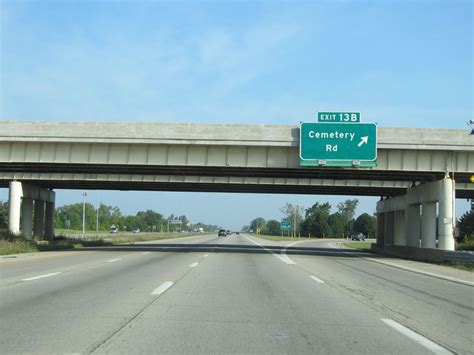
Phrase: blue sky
[{"left": 0, "top": 0, "right": 472, "bottom": 229}]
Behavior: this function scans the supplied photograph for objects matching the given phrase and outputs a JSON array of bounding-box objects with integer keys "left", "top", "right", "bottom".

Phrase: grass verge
[
  {"left": 342, "top": 242, "right": 373, "bottom": 251},
  {"left": 442, "top": 262, "right": 474, "bottom": 272}
]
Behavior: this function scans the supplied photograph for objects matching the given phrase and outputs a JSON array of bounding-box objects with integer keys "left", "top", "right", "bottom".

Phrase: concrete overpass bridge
[{"left": 1, "top": 121, "right": 473, "bottom": 252}]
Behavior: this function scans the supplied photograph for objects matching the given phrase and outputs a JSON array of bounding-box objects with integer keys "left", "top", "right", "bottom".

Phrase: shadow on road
[{"left": 66, "top": 243, "right": 374, "bottom": 258}]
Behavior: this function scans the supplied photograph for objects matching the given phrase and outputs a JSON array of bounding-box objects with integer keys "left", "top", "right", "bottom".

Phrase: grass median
[
  {"left": 0, "top": 231, "right": 203, "bottom": 256},
  {"left": 249, "top": 234, "right": 311, "bottom": 242}
]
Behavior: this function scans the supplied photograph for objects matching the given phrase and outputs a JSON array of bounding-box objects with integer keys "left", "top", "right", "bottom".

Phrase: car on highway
[
  {"left": 218, "top": 229, "right": 226, "bottom": 237},
  {"left": 350, "top": 232, "right": 366, "bottom": 241},
  {"left": 132, "top": 228, "right": 140, "bottom": 234}
]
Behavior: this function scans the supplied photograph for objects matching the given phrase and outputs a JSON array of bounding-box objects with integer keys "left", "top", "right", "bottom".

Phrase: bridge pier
[
  {"left": 44, "top": 201, "right": 55, "bottom": 240},
  {"left": 393, "top": 210, "right": 405, "bottom": 245},
  {"left": 7, "top": 181, "right": 55, "bottom": 240},
  {"left": 8, "top": 181, "right": 22, "bottom": 236},
  {"left": 405, "top": 204, "right": 420, "bottom": 247},
  {"left": 376, "top": 177, "right": 455, "bottom": 251},
  {"left": 33, "top": 200, "right": 45, "bottom": 238},
  {"left": 421, "top": 202, "right": 436, "bottom": 248},
  {"left": 20, "top": 197, "right": 33, "bottom": 237}
]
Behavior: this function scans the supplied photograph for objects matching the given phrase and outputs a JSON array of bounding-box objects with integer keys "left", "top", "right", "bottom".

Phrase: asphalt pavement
[{"left": 0, "top": 233, "right": 472, "bottom": 354}]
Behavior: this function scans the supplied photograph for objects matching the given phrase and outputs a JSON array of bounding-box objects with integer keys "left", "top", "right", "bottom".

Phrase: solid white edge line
[
  {"left": 277, "top": 254, "right": 296, "bottom": 265},
  {"left": 309, "top": 275, "right": 325, "bottom": 284},
  {"left": 22, "top": 272, "right": 61, "bottom": 281},
  {"left": 189, "top": 262, "right": 199, "bottom": 268},
  {"left": 151, "top": 281, "right": 174, "bottom": 296},
  {"left": 329, "top": 242, "right": 474, "bottom": 287},
  {"left": 142, "top": 252, "right": 151, "bottom": 254},
  {"left": 368, "top": 258, "right": 474, "bottom": 287},
  {"left": 245, "top": 234, "right": 299, "bottom": 265},
  {"left": 108, "top": 258, "right": 122, "bottom": 262},
  {"left": 381, "top": 319, "right": 453, "bottom": 355}
]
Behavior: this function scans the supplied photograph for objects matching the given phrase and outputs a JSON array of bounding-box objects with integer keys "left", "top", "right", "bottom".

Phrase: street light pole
[
  {"left": 82, "top": 191, "right": 87, "bottom": 239},
  {"left": 96, "top": 191, "right": 99, "bottom": 237}
]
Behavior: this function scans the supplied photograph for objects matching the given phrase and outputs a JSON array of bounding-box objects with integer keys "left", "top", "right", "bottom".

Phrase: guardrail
[{"left": 444, "top": 250, "right": 474, "bottom": 263}]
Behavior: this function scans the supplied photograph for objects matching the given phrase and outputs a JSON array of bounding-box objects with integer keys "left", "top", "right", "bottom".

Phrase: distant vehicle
[
  {"left": 110, "top": 226, "right": 118, "bottom": 234},
  {"left": 132, "top": 228, "right": 140, "bottom": 234},
  {"left": 236, "top": 232, "right": 240, "bottom": 235},
  {"left": 351, "top": 232, "right": 365, "bottom": 241},
  {"left": 226, "top": 230, "right": 231, "bottom": 235},
  {"left": 218, "top": 229, "right": 226, "bottom": 237}
]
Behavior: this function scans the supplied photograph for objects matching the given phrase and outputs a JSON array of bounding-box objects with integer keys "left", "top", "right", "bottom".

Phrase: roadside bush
[
  {"left": 0, "top": 239, "right": 38, "bottom": 255},
  {"left": 457, "top": 233, "right": 474, "bottom": 251}
]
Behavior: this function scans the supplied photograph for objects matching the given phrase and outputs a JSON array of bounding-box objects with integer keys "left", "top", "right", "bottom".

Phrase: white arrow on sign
[{"left": 357, "top": 136, "right": 368, "bottom": 147}]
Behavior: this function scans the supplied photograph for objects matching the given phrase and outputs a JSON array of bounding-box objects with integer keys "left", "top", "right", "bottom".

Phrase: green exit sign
[
  {"left": 300, "top": 122, "right": 377, "bottom": 163},
  {"left": 280, "top": 221, "right": 291, "bottom": 230},
  {"left": 318, "top": 112, "right": 360, "bottom": 123}
]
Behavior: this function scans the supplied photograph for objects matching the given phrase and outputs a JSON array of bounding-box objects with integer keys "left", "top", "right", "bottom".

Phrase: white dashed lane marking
[
  {"left": 151, "top": 281, "right": 174, "bottom": 296},
  {"left": 309, "top": 275, "right": 325, "bottom": 284},
  {"left": 22, "top": 272, "right": 61, "bottom": 281}
]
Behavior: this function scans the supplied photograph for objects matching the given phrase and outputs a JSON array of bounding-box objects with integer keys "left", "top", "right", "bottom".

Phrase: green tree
[
  {"left": 328, "top": 212, "right": 345, "bottom": 237},
  {"left": 178, "top": 215, "right": 189, "bottom": 231},
  {"left": 55, "top": 203, "right": 97, "bottom": 230},
  {"left": 280, "top": 203, "right": 304, "bottom": 237},
  {"left": 458, "top": 211, "right": 474, "bottom": 242},
  {"left": 337, "top": 199, "right": 359, "bottom": 237},
  {"left": 250, "top": 217, "right": 266, "bottom": 233},
  {"left": 0, "top": 201, "right": 8, "bottom": 229},
  {"left": 301, "top": 202, "right": 332, "bottom": 238},
  {"left": 263, "top": 220, "right": 281, "bottom": 236},
  {"left": 353, "top": 213, "right": 377, "bottom": 237},
  {"left": 137, "top": 210, "right": 164, "bottom": 231}
]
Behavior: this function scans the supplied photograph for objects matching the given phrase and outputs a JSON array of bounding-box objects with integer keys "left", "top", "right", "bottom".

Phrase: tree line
[
  {"left": 0, "top": 201, "right": 219, "bottom": 233},
  {"left": 54, "top": 203, "right": 219, "bottom": 232},
  {"left": 243, "top": 199, "right": 377, "bottom": 238}
]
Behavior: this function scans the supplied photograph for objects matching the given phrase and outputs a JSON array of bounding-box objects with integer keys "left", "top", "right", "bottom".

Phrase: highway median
[{"left": 0, "top": 231, "right": 202, "bottom": 256}]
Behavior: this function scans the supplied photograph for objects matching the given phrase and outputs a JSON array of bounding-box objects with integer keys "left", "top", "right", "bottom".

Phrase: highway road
[{"left": 0, "top": 233, "right": 472, "bottom": 354}]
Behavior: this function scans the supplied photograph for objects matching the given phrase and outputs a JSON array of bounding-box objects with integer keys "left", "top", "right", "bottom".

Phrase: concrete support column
[
  {"left": 384, "top": 211, "right": 395, "bottom": 245},
  {"left": 421, "top": 202, "right": 437, "bottom": 248},
  {"left": 405, "top": 204, "right": 420, "bottom": 247},
  {"left": 8, "top": 181, "right": 22, "bottom": 236},
  {"left": 376, "top": 213, "right": 385, "bottom": 246},
  {"left": 34, "top": 200, "right": 45, "bottom": 238},
  {"left": 394, "top": 210, "right": 406, "bottom": 246},
  {"left": 438, "top": 178, "right": 455, "bottom": 251},
  {"left": 44, "top": 201, "right": 55, "bottom": 240},
  {"left": 20, "top": 197, "right": 33, "bottom": 238}
]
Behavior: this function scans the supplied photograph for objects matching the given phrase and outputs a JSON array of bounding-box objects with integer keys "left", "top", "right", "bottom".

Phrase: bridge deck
[{"left": 0, "top": 122, "right": 472, "bottom": 197}]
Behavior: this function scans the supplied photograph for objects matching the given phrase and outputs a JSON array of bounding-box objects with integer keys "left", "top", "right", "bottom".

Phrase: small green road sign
[
  {"left": 318, "top": 112, "right": 360, "bottom": 123},
  {"left": 300, "top": 122, "right": 377, "bottom": 163},
  {"left": 280, "top": 221, "right": 291, "bottom": 230}
]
